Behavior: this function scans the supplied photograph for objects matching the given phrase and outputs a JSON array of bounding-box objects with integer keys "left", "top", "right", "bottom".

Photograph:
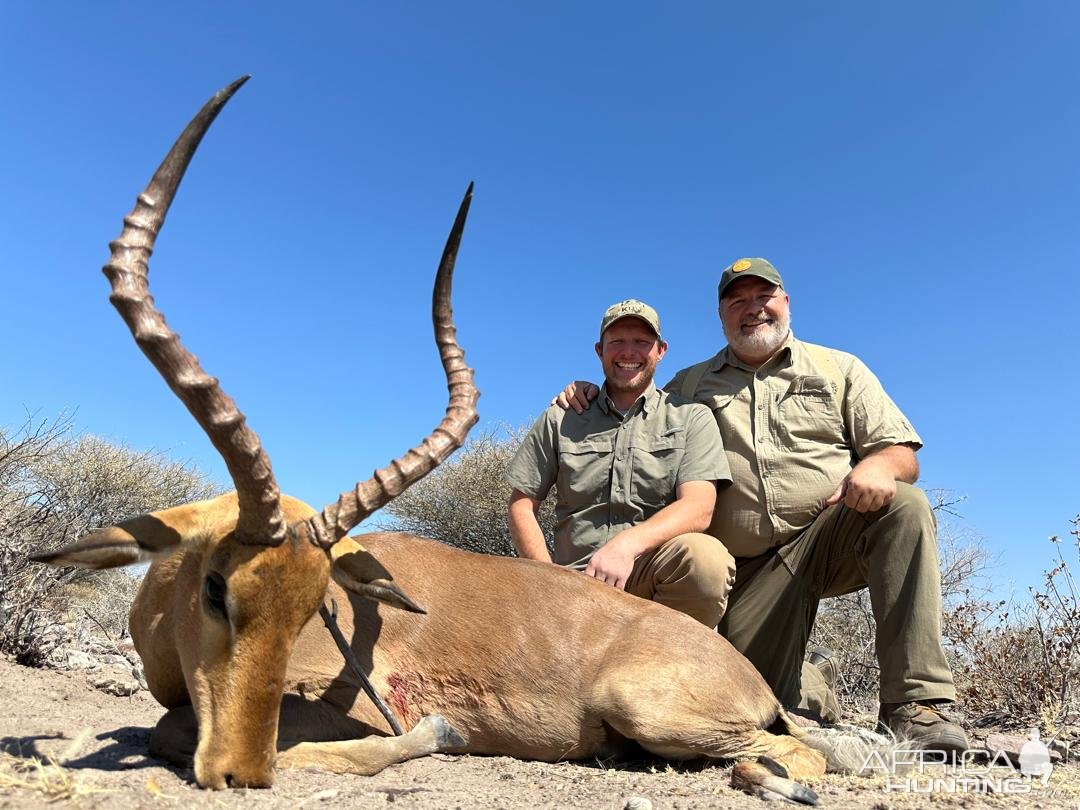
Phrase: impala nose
[
  {"left": 224, "top": 770, "right": 274, "bottom": 789},
  {"left": 196, "top": 752, "right": 275, "bottom": 790}
]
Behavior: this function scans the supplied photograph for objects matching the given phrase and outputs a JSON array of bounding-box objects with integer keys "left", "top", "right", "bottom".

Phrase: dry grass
[
  {"left": 0, "top": 751, "right": 93, "bottom": 802},
  {"left": 1, "top": 414, "right": 221, "bottom": 664}
]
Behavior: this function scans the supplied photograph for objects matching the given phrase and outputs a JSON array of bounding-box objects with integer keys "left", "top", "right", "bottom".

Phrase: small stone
[
  {"left": 90, "top": 674, "right": 140, "bottom": 696},
  {"left": 65, "top": 650, "right": 95, "bottom": 670},
  {"left": 624, "top": 797, "right": 653, "bottom": 810}
]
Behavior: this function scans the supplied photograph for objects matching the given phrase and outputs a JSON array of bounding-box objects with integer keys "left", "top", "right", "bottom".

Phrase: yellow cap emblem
[{"left": 731, "top": 259, "right": 752, "bottom": 273}]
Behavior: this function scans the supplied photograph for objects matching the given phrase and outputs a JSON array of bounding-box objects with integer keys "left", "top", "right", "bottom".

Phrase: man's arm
[
  {"left": 584, "top": 480, "right": 716, "bottom": 590},
  {"left": 825, "top": 443, "right": 919, "bottom": 513},
  {"left": 508, "top": 489, "right": 554, "bottom": 563}
]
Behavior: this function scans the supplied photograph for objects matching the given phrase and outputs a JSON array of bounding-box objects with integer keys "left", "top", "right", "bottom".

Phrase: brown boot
[{"left": 879, "top": 701, "right": 968, "bottom": 754}]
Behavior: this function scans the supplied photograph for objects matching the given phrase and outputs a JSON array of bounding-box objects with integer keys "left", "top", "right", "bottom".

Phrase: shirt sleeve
[
  {"left": 674, "top": 402, "right": 733, "bottom": 488},
  {"left": 504, "top": 407, "right": 561, "bottom": 500},
  {"left": 840, "top": 354, "right": 923, "bottom": 458}
]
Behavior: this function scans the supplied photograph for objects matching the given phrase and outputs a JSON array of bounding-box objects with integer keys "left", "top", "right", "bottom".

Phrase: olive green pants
[
  {"left": 717, "top": 483, "right": 956, "bottom": 718},
  {"left": 624, "top": 532, "right": 736, "bottom": 628}
]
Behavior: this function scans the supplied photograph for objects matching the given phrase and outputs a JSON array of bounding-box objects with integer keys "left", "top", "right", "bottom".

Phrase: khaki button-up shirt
[
  {"left": 506, "top": 382, "right": 731, "bottom": 570},
  {"left": 665, "top": 333, "right": 921, "bottom": 558}
]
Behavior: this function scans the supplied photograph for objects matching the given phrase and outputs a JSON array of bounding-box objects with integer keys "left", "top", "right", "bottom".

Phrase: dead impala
[{"left": 34, "top": 77, "right": 874, "bottom": 804}]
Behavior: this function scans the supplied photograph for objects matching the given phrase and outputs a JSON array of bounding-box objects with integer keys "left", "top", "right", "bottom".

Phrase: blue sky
[{"left": 1, "top": 3, "right": 1076, "bottom": 595}]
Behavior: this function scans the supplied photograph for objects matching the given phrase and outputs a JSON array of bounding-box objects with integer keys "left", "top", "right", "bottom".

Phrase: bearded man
[
  {"left": 557, "top": 260, "right": 967, "bottom": 753},
  {"left": 506, "top": 299, "right": 737, "bottom": 627}
]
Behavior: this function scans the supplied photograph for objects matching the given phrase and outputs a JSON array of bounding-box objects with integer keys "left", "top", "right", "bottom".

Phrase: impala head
[{"left": 32, "top": 77, "right": 478, "bottom": 789}]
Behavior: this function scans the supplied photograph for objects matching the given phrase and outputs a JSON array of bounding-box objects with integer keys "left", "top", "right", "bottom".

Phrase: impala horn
[{"left": 103, "top": 75, "right": 286, "bottom": 545}]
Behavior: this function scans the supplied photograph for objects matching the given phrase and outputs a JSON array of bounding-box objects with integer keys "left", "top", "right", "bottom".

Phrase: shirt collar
[{"left": 598, "top": 380, "right": 660, "bottom": 417}]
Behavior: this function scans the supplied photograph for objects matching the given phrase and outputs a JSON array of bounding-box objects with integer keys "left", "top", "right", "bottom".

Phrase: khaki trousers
[
  {"left": 625, "top": 532, "right": 736, "bottom": 628},
  {"left": 717, "top": 483, "right": 956, "bottom": 716}
]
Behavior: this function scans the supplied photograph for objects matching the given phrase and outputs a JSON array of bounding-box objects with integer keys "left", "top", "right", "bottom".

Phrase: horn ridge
[
  {"left": 103, "top": 76, "right": 286, "bottom": 546},
  {"left": 302, "top": 184, "right": 480, "bottom": 548}
]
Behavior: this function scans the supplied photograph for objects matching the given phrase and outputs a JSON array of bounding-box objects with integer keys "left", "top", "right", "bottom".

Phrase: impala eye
[{"left": 203, "top": 572, "right": 228, "bottom": 619}]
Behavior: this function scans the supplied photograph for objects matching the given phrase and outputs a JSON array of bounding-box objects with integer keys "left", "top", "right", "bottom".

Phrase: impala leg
[
  {"left": 275, "top": 714, "right": 466, "bottom": 776},
  {"left": 148, "top": 704, "right": 199, "bottom": 768}
]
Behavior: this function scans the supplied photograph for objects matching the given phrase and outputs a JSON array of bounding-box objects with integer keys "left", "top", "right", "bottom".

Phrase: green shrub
[{"left": 379, "top": 425, "right": 555, "bottom": 557}]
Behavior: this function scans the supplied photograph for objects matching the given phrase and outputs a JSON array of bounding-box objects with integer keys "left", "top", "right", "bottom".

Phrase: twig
[
  {"left": 319, "top": 600, "right": 404, "bottom": 735},
  {"left": 82, "top": 608, "right": 114, "bottom": 644}
]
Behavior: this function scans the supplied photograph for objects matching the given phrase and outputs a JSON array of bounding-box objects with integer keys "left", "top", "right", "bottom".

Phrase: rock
[
  {"left": 90, "top": 671, "right": 140, "bottom": 696},
  {"left": 1049, "top": 739, "right": 1071, "bottom": 762},
  {"left": 985, "top": 732, "right": 1062, "bottom": 765},
  {"left": 65, "top": 650, "right": 96, "bottom": 670},
  {"left": 624, "top": 797, "right": 653, "bottom": 810}
]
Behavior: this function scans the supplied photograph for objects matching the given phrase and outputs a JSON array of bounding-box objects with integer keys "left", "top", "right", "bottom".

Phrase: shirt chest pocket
[
  {"left": 778, "top": 376, "right": 845, "bottom": 445},
  {"left": 629, "top": 428, "right": 686, "bottom": 510},
  {"left": 558, "top": 436, "right": 614, "bottom": 507}
]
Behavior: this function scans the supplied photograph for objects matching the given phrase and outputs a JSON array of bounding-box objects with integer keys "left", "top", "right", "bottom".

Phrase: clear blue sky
[{"left": 2, "top": 3, "right": 1076, "bottom": 594}]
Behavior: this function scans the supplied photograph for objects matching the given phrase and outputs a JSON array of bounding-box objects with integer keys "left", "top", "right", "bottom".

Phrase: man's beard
[
  {"left": 723, "top": 310, "right": 791, "bottom": 359},
  {"left": 605, "top": 366, "right": 656, "bottom": 396}
]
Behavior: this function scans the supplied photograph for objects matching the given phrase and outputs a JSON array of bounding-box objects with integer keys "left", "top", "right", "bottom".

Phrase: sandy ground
[{"left": 1, "top": 657, "right": 1077, "bottom": 809}]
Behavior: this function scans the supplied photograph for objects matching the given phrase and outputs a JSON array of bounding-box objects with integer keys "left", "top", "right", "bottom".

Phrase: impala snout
[{"left": 195, "top": 742, "right": 276, "bottom": 789}]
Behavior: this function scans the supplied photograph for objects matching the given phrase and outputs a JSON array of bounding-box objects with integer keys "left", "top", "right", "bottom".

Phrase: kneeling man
[{"left": 506, "top": 299, "right": 736, "bottom": 627}]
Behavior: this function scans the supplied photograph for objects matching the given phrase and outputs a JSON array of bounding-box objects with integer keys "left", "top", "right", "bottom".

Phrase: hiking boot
[
  {"left": 806, "top": 646, "right": 838, "bottom": 691},
  {"left": 879, "top": 701, "right": 969, "bottom": 754}
]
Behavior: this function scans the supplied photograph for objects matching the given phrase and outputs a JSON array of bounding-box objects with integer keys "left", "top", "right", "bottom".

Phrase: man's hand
[
  {"left": 584, "top": 534, "right": 636, "bottom": 590},
  {"left": 825, "top": 445, "right": 919, "bottom": 513},
  {"left": 551, "top": 381, "right": 600, "bottom": 414}
]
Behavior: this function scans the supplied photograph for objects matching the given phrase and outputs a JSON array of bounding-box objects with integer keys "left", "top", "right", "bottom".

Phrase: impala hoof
[{"left": 426, "top": 714, "right": 467, "bottom": 750}]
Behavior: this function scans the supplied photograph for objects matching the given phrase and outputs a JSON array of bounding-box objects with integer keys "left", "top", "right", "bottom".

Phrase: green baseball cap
[
  {"left": 717, "top": 257, "right": 785, "bottom": 300},
  {"left": 599, "top": 299, "right": 662, "bottom": 340}
]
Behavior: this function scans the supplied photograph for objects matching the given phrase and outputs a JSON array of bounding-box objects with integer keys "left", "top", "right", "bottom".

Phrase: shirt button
[{"left": 757, "top": 404, "right": 765, "bottom": 411}]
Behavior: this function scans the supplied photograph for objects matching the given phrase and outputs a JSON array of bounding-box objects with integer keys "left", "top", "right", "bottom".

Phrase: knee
[
  {"left": 890, "top": 481, "right": 931, "bottom": 513},
  {"left": 867, "top": 483, "right": 938, "bottom": 557},
  {"left": 668, "top": 533, "right": 736, "bottom": 595},
  {"left": 883, "top": 483, "right": 936, "bottom": 531}
]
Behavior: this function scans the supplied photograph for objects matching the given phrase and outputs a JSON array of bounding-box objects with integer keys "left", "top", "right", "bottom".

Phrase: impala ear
[
  {"left": 30, "top": 497, "right": 233, "bottom": 570},
  {"left": 31, "top": 514, "right": 182, "bottom": 569},
  {"left": 331, "top": 544, "right": 425, "bottom": 615}
]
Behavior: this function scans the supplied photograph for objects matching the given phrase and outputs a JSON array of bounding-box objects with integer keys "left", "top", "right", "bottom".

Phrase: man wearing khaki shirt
[
  {"left": 507, "top": 299, "right": 736, "bottom": 628},
  {"left": 559, "top": 260, "right": 967, "bottom": 753}
]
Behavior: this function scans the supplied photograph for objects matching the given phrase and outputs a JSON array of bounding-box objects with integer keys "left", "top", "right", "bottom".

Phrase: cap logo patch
[
  {"left": 619, "top": 300, "right": 643, "bottom": 314},
  {"left": 731, "top": 259, "right": 752, "bottom": 273}
]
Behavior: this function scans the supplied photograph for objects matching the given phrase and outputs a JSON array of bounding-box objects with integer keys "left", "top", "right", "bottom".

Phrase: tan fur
[{"left": 109, "top": 503, "right": 827, "bottom": 791}]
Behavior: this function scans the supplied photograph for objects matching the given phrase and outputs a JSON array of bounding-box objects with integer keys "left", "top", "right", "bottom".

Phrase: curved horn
[
  {"left": 302, "top": 184, "right": 480, "bottom": 548},
  {"left": 103, "top": 76, "right": 286, "bottom": 546}
]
